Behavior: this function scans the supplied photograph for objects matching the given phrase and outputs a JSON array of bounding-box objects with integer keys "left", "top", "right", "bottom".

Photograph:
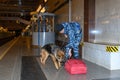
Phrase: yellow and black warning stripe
[{"left": 106, "top": 46, "right": 119, "bottom": 52}]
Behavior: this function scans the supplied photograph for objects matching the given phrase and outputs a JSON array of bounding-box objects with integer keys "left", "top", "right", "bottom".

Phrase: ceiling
[
  {"left": 0, "top": 0, "right": 42, "bottom": 19},
  {"left": 0, "top": 0, "right": 68, "bottom": 31},
  {"left": 0, "top": 0, "right": 43, "bottom": 30}
]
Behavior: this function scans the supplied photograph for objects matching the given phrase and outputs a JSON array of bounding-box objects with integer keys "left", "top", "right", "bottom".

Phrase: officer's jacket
[{"left": 61, "top": 22, "right": 82, "bottom": 46}]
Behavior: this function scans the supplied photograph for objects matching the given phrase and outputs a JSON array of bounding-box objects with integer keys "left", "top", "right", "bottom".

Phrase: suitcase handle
[{"left": 67, "top": 59, "right": 80, "bottom": 64}]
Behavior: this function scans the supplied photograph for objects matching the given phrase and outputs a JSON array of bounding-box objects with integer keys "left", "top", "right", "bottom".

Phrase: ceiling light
[
  {"left": 36, "top": 5, "right": 42, "bottom": 12},
  {"left": 41, "top": 7, "right": 46, "bottom": 13},
  {"left": 44, "top": 0, "right": 47, "bottom": 3}
]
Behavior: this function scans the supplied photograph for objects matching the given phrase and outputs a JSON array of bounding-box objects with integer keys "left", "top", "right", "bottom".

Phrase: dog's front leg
[
  {"left": 40, "top": 50, "right": 49, "bottom": 65},
  {"left": 42, "top": 53, "right": 49, "bottom": 65},
  {"left": 50, "top": 54, "right": 59, "bottom": 69},
  {"left": 58, "top": 61, "right": 61, "bottom": 68}
]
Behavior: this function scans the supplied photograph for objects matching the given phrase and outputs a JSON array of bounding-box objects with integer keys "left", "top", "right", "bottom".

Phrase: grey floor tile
[{"left": 93, "top": 77, "right": 120, "bottom": 80}]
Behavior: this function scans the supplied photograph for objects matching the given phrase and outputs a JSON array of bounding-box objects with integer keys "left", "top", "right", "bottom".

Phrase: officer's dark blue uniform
[{"left": 61, "top": 22, "right": 82, "bottom": 59}]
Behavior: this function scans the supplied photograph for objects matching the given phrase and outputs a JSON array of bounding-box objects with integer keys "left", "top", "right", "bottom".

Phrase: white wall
[
  {"left": 83, "top": 42, "right": 120, "bottom": 70},
  {"left": 55, "top": 3, "right": 69, "bottom": 23},
  {"left": 55, "top": 0, "right": 84, "bottom": 26},
  {"left": 95, "top": 0, "right": 120, "bottom": 44}
]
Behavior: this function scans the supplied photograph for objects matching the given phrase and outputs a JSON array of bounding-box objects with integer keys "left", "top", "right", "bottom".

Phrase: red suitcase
[{"left": 65, "top": 59, "right": 87, "bottom": 74}]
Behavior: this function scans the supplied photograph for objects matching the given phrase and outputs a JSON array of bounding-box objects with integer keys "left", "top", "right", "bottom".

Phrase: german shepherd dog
[{"left": 40, "top": 43, "right": 65, "bottom": 69}]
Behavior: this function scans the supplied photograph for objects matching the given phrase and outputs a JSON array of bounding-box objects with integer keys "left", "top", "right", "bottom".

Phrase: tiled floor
[
  {"left": 0, "top": 36, "right": 120, "bottom": 80},
  {"left": 37, "top": 57, "right": 120, "bottom": 80}
]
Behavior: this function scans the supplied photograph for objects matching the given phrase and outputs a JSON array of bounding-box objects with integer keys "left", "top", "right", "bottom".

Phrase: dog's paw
[
  {"left": 56, "top": 67, "right": 59, "bottom": 70},
  {"left": 56, "top": 66, "right": 63, "bottom": 71}
]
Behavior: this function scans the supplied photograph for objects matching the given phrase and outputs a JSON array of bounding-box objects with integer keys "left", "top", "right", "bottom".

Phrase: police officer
[{"left": 55, "top": 22, "right": 82, "bottom": 60}]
